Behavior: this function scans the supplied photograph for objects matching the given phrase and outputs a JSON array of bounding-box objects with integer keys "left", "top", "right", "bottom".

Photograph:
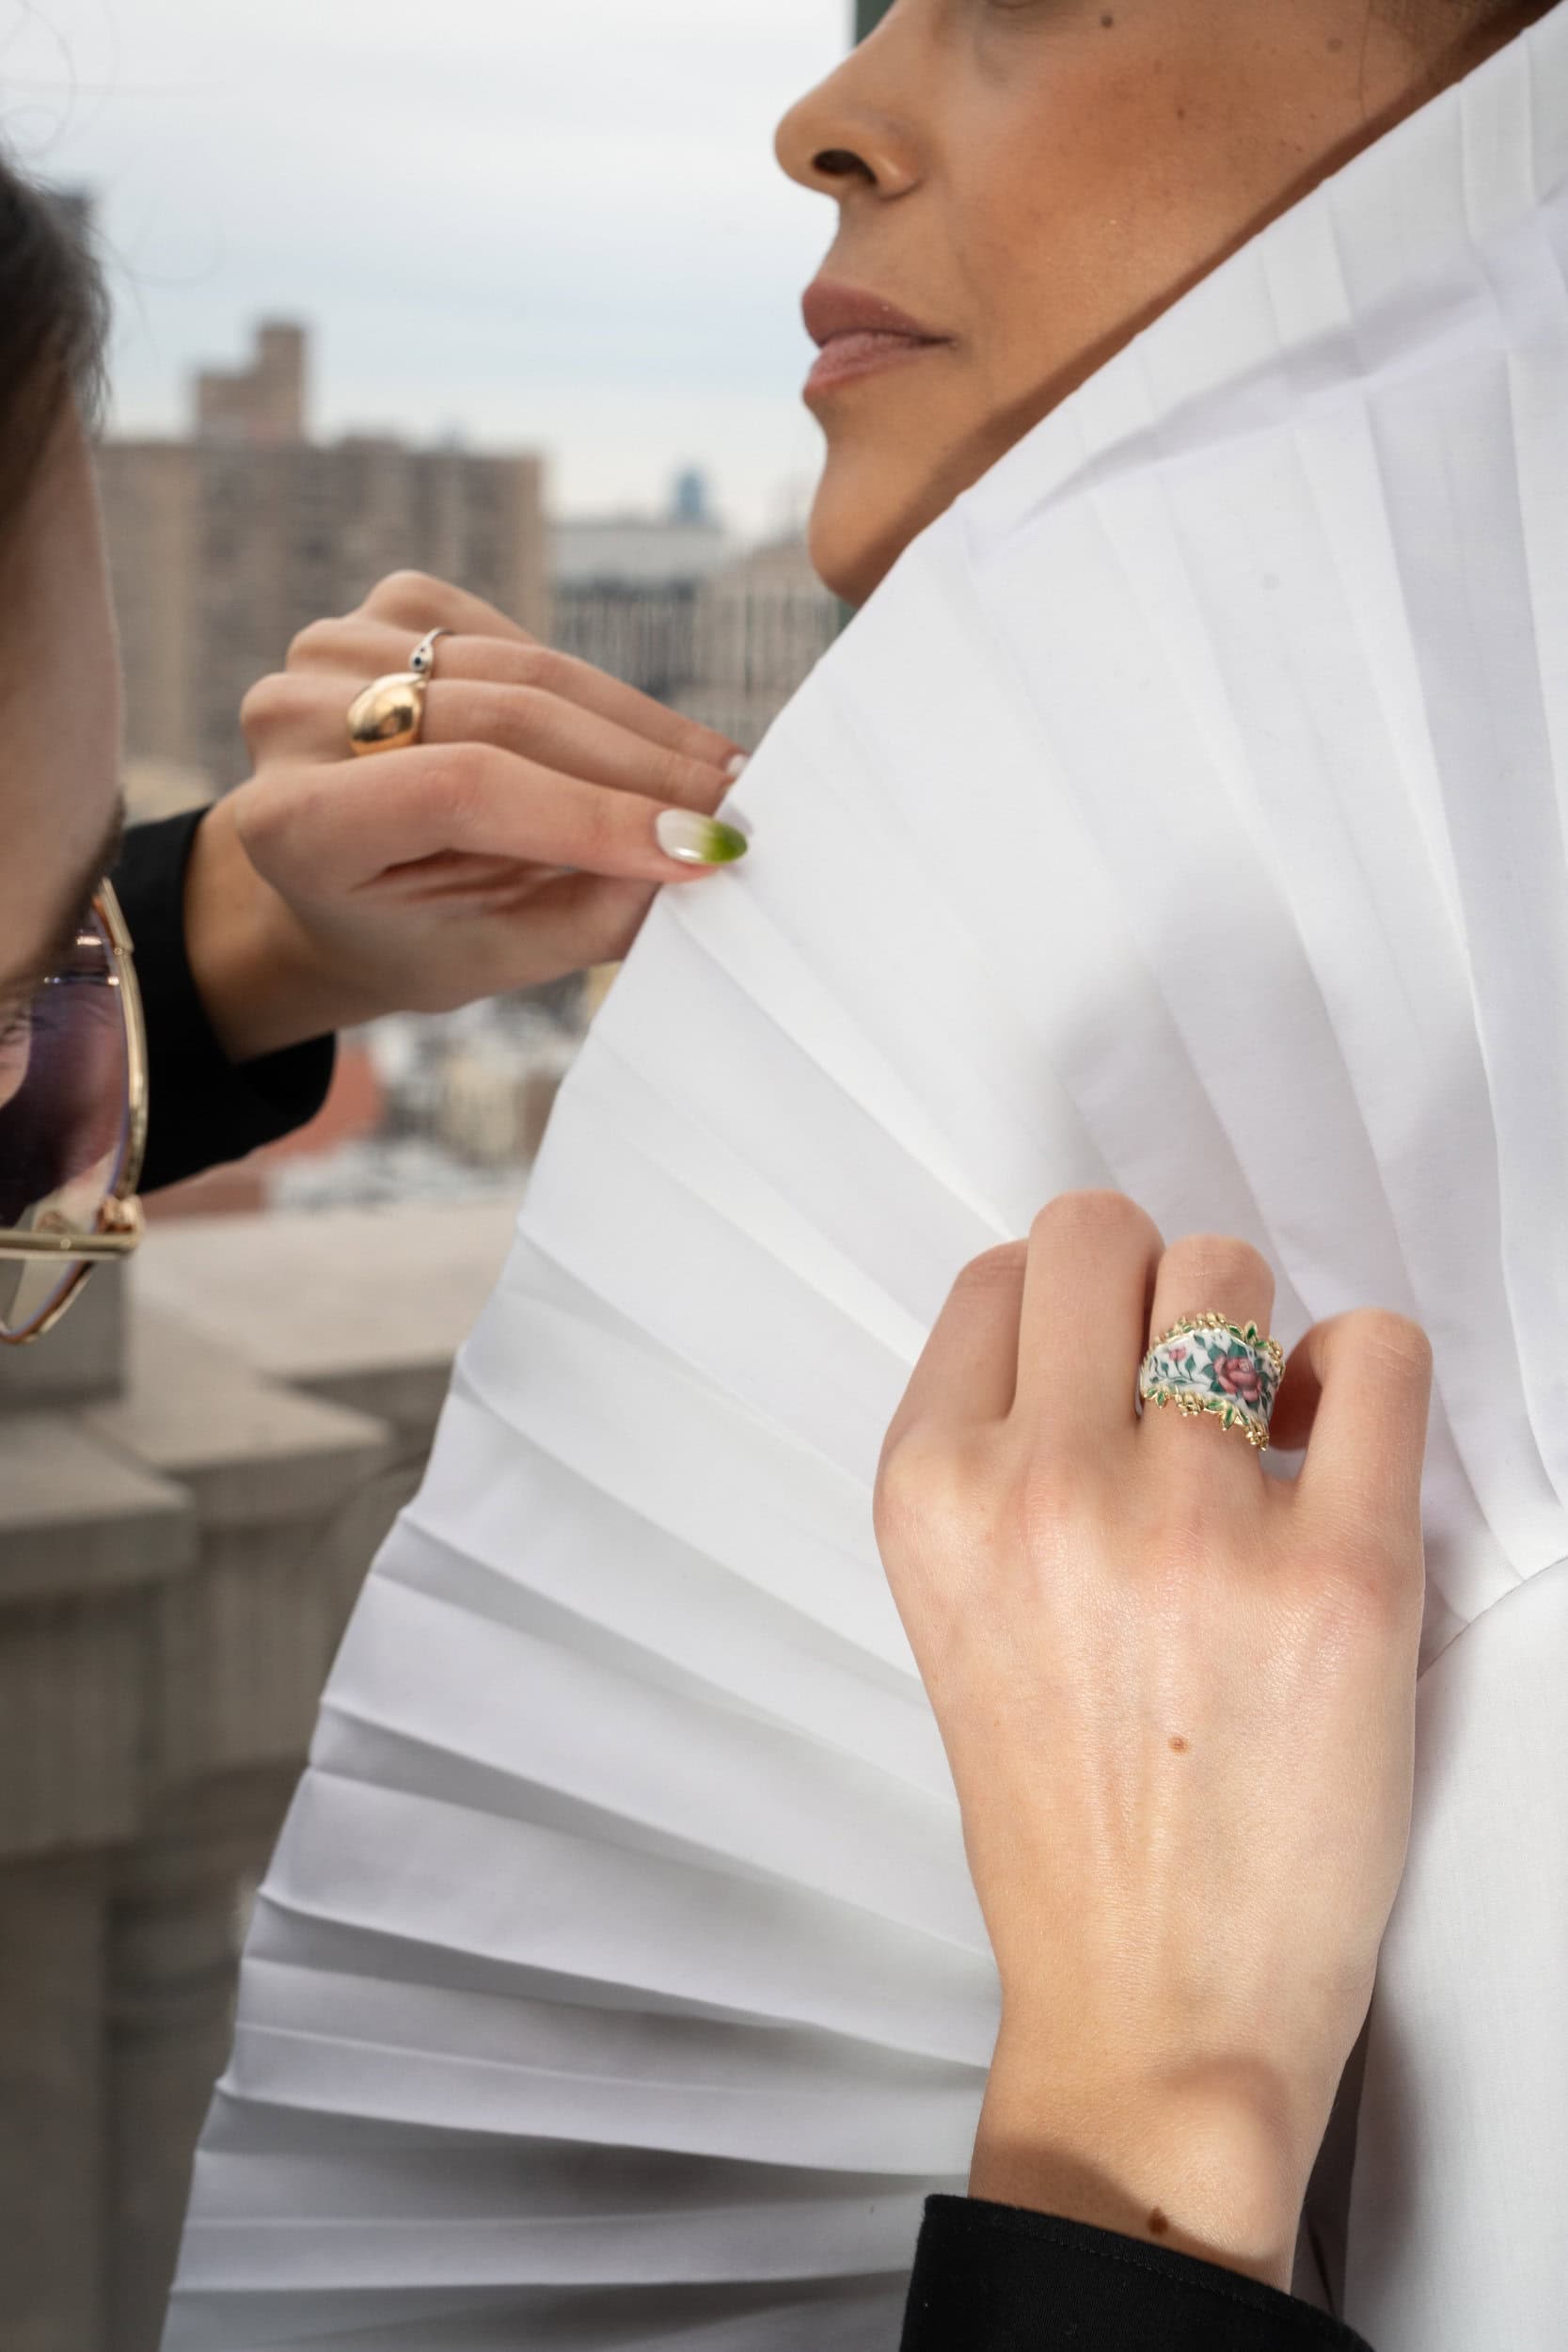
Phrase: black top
[
  {"left": 113, "top": 811, "right": 337, "bottom": 1194},
  {"left": 112, "top": 814, "right": 1375, "bottom": 2352},
  {"left": 902, "top": 2200, "right": 1373, "bottom": 2351}
]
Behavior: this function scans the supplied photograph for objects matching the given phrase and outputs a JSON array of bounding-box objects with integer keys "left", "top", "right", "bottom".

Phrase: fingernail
[
  {"left": 656, "top": 809, "right": 750, "bottom": 866},
  {"left": 724, "top": 753, "right": 750, "bottom": 781}
]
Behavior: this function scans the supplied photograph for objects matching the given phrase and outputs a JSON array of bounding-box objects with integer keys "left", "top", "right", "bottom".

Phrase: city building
[
  {"left": 552, "top": 469, "right": 733, "bottom": 701},
  {"left": 680, "top": 533, "right": 842, "bottom": 751},
  {"left": 98, "top": 323, "right": 550, "bottom": 789},
  {"left": 195, "top": 320, "right": 308, "bottom": 445}
]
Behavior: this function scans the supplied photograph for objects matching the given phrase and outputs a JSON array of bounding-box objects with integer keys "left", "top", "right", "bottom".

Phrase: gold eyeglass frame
[{"left": 0, "top": 879, "right": 147, "bottom": 1345}]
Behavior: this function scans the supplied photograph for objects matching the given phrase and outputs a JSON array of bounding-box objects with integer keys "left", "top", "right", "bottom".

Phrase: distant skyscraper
[{"left": 670, "top": 467, "right": 713, "bottom": 527}]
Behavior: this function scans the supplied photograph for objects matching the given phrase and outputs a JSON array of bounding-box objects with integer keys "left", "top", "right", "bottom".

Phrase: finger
[
  {"left": 881, "top": 1242, "right": 1027, "bottom": 1459},
  {"left": 248, "top": 745, "right": 746, "bottom": 891},
  {"left": 1282, "top": 1310, "right": 1433, "bottom": 1545},
  {"left": 1013, "top": 1191, "right": 1164, "bottom": 1450},
  {"left": 286, "top": 626, "right": 746, "bottom": 771},
  {"left": 1140, "top": 1230, "right": 1277, "bottom": 1473},
  {"left": 419, "top": 683, "right": 732, "bottom": 812},
  {"left": 438, "top": 646, "right": 746, "bottom": 772},
  {"left": 357, "top": 569, "right": 537, "bottom": 644},
  {"left": 261, "top": 661, "right": 735, "bottom": 811}
]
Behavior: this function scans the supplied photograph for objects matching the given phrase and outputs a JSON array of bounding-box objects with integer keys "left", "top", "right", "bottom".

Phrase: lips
[{"left": 801, "top": 280, "right": 950, "bottom": 399}]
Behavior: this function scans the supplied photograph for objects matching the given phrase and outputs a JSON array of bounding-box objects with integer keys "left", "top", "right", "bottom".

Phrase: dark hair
[{"left": 0, "top": 153, "right": 108, "bottom": 548}]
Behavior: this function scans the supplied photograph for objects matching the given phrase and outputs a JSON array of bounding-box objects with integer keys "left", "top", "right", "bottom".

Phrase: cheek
[
  {"left": 958, "top": 107, "right": 1202, "bottom": 401},
  {"left": 0, "top": 1033, "right": 28, "bottom": 1116}
]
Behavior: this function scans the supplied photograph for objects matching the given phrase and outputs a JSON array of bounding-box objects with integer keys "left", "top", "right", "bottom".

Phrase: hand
[
  {"left": 182, "top": 571, "right": 749, "bottom": 1061},
  {"left": 874, "top": 1192, "right": 1432, "bottom": 2291}
]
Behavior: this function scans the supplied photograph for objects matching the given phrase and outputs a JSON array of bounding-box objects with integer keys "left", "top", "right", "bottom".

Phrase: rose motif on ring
[{"left": 1214, "top": 1353, "right": 1264, "bottom": 1405}]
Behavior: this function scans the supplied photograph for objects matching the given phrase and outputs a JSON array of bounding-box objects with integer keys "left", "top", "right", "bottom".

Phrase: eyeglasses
[{"left": 0, "top": 881, "right": 146, "bottom": 1344}]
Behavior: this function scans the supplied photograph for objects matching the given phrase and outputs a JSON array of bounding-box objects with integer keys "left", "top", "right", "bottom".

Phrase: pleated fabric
[{"left": 168, "top": 12, "right": 1568, "bottom": 2346}]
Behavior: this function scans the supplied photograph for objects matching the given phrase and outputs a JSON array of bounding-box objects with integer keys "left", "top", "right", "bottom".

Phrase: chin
[
  {"left": 805, "top": 447, "right": 942, "bottom": 612},
  {"left": 807, "top": 436, "right": 990, "bottom": 612},
  {"left": 805, "top": 497, "right": 883, "bottom": 611}
]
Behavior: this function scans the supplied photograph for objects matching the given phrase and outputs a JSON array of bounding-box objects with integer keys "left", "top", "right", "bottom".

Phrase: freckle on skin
[
  {"left": 1101, "top": 11, "right": 1115, "bottom": 24},
  {"left": 1328, "top": 33, "right": 1344, "bottom": 49},
  {"left": 1169, "top": 1736, "right": 1189, "bottom": 1754},
  {"left": 1148, "top": 2207, "right": 1170, "bottom": 2235}
]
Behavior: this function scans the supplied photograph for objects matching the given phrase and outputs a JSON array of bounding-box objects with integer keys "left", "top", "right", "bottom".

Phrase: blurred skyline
[{"left": 0, "top": 0, "right": 851, "bottom": 535}]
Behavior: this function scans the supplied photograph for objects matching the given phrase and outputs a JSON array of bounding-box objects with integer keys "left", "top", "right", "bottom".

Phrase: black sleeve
[
  {"left": 900, "top": 2198, "right": 1376, "bottom": 2352},
  {"left": 113, "top": 810, "right": 337, "bottom": 1195}
]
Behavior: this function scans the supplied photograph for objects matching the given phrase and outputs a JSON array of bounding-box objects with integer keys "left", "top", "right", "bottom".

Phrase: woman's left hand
[
  {"left": 874, "top": 1191, "right": 1432, "bottom": 2292},
  {"left": 181, "top": 570, "right": 749, "bottom": 1062}
]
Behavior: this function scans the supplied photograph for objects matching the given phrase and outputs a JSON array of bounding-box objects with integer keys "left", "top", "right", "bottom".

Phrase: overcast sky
[{"left": 1, "top": 0, "right": 852, "bottom": 535}]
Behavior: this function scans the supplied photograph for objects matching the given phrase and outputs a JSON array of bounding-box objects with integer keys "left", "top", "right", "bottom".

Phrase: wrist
[
  {"left": 971, "top": 2021, "right": 1312, "bottom": 2293},
  {"left": 182, "top": 794, "right": 383, "bottom": 1061}
]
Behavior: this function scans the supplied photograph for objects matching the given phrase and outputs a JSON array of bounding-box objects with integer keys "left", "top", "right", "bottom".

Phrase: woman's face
[
  {"left": 779, "top": 0, "right": 1532, "bottom": 605},
  {"left": 0, "top": 414, "right": 123, "bottom": 1112}
]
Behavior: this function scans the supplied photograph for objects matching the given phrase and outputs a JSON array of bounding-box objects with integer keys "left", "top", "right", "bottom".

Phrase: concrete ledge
[
  {"left": 86, "top": 1310, "right": 391, "bottom": 1532},
  {"left": 0, "top": 1414, "right": 193, "bottom": 1605},
  {"left": 0, "top": 1262, "right": 128, "bottom": 1410},
  {"left": 131, "top": 1195, "right": 520, "bottom": 1448}
]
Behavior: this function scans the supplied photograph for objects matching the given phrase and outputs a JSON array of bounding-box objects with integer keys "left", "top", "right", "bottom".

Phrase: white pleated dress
[{"left": 168, "top": 12, "right": 1568, "bottom": 2348}]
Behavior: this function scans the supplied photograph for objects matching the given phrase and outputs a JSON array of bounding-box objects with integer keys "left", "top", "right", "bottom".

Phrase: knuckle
[
  {"left": 286, "top": 616, "right": 347, "bottom": 668},
  {"left": 1011, "top": 1454, "right": 1085, "bottom": 1541},
  {"left": 495, "top": 681, "right": 547, "bottom": 740},
  {"left": 875, "top": 1422, "right": 981, "bottom": 1545},
  {"left": 874, "top": 1426, "right": 940, "bottom": 1537},
  {"left": 1302, "top": 1532, "right": 1422, "bottom": 1645},
  {"left": 570, "top": 790, "right": 625, "bottom": 871},
  {"left": 1031, "top": 1189, "right": 1156, "bottom": 1251},
  {"left": 1340, "top": 1307, "right": 1433, "bottom": 1384},
  {"left": 516, "top": 643, "right": 571, "bottom": 696},
  {"left": 952, "top": 1240, "right": 1028, "bottom": 1298},
  {"left": 422, "top": 740, "right": 498, "bottom": 825},
  {"left": 366, "top": 568, "right": 451, "bottom": 624},
  {"left": 657, "top": 744, "right": 705, "bottom": 803},
  {"left": 1160, "top": 1231, "right": 1272, "bottom": 1299},
  {"left": 238, "top": 671, "right": 295, "bottom": 742}
]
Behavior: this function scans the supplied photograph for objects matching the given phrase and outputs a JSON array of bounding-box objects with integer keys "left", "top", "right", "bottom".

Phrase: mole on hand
[
  {"left": 1168, "top": 1735, "right": 1190, "bottom": 1754},
  {"left": 1148, "top": 2208, "right": 1170, "bottom": 2237}
]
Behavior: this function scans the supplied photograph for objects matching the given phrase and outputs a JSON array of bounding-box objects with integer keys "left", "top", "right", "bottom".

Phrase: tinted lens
[{"left": 0, "top": 912, "right": 131, "bottom": 1337}]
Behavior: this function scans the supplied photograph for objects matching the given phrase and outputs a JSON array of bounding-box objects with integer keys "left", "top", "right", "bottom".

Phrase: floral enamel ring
[{"left": 1137, "top": 1313, "right": 1287, "bottom": 1451}]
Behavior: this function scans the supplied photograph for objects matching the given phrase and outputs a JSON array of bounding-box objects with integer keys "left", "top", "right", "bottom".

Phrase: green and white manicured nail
[{"left": 656, "top": 810, "right": 750, "bottom": 866}]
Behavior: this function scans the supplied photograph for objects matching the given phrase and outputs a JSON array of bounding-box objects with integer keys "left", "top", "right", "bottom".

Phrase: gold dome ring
[{"left": 346, "top": 628, "right": 453, "bottom": 756}]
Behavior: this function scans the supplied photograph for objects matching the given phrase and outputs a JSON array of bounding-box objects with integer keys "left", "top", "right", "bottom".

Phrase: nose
[{"left": 774, "top": 16, "right": 923, "bottom": 202}]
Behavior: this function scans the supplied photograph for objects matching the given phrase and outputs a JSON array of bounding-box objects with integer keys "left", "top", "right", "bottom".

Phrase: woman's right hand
[
  {"left": 183, "top": 570, "right": 750, "bottom": 1061},
  {"left": 874, "top": 1193, "right": 1433, "bottom": 2291}
]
